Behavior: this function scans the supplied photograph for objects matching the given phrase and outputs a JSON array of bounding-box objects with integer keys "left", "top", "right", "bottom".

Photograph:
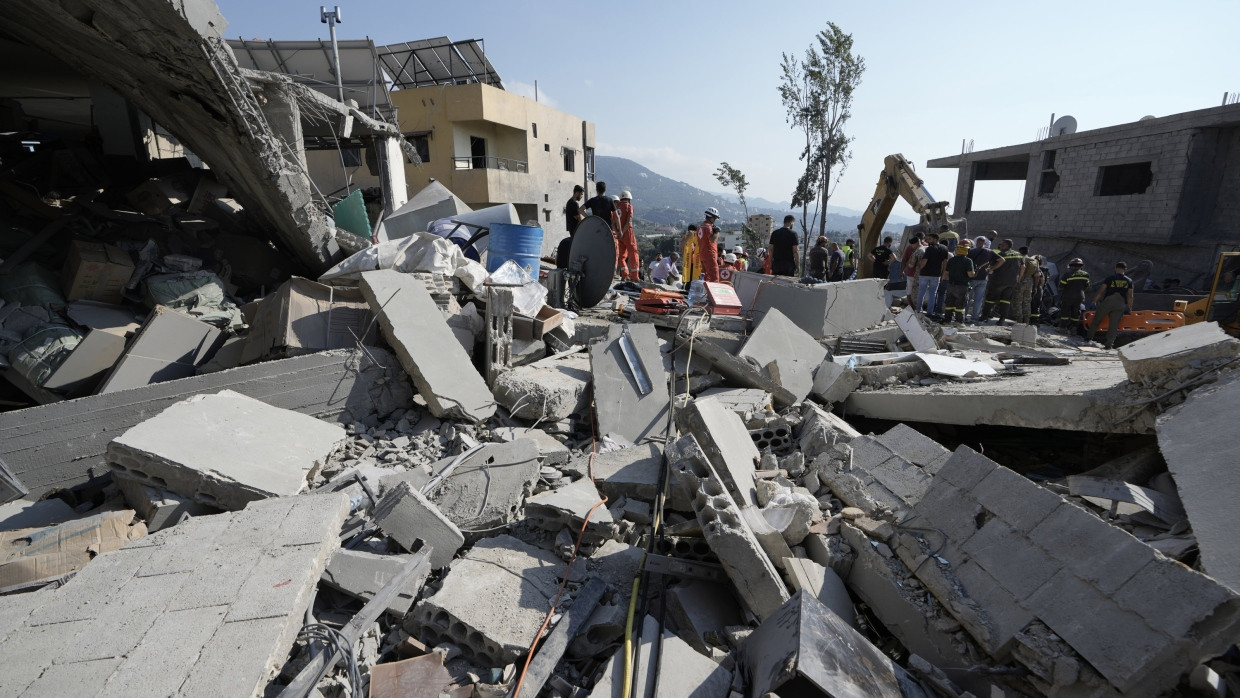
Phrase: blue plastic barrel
[{"left": 486, "top": 223, "right": 544, "bottom": 275}]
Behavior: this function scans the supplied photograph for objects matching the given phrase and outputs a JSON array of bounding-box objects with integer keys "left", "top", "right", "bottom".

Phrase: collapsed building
[{"left": 0, "top": 1, "right": 1238, "bottom": 697}]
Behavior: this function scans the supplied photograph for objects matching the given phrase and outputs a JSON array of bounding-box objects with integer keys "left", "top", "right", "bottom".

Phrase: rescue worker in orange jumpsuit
[
  {"left": 718, "top": 252, "right": 739, "bottom": 284},
  {"left": 615, "top": 190, "right": 640, "bottom": 280},
  {"left": 697, "top": 207, "right": 721, "bottom": 283}
]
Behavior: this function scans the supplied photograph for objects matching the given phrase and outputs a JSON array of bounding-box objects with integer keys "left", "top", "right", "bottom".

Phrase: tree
[
  {"left": 714, "top": 162, "right": 761, "bottom": 253},
  {"left": 779, "top": 22, "right": 865, "bottom": 268}
]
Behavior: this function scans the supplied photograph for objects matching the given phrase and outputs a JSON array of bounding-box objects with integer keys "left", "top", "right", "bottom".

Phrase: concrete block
[
  {"left": 524, "top": 476, "right": 614, "bottom": 544},
  {"left": 732, "top": 273, "right": 890, "bottom": 338},
  {"left": 322, "top": 548, "right": 432, "bottom": 616},
  {"left": 590, "top": 324, "right": 669, "bottom": 444},
  {"left": 410, "top": 534, "right": 566, "bottom": 666},
  {"left": 373, "top": 480, "right": 464, "bottom": 569},
  {"left": 1027, "top": 502, "right": 1154, "bottom": 594},
  {"left": 0, "top": 348, "right": 408, "bottom": 500},
  {"left": 781, "top": 557, "right": 855, "bottom": 626},
  {"left": 737, "top": 308, "right": 827, "bottom": 404},
  {"left": 1112, "top": 556, "right": 1237, "bottom": 639},
  {"left": 361, "top": 269, "right": 495, "bottom": 422},
  {"left": 739, "top": 590, "right": 921, "bottom": 698},
  {"left": 428, "top": 439, "right": 540, "bottom": 532},
  {"left": 947, "top": 560, "right": 1036, "bottom": 657},
  {"left": 798, "top": 402, "right": 859, "bottom": 461},
  {"left": 590, "top": 615, "right": 733, "bottom": 698},
  {"left": 696, "top": 387, "right": 772, "bottom": 418},
  {"left": 874, "top": 423, "right": 950, "bottom": 471},
  {"left": 492, "top": 426, "right": 569, "bottom": 465},
  {"left": 493, "top": 352, "right": 590, "bottom": 421},
  {"left": 908, "top": 477, "right": 986, "bottom": 553},
  {"left": 970, "top": 466, "right": 1065, "bottom": 533},
  {"left": 664, "top": 579, "right": 743, "bottom": 654},
  {"left": 961, "top": 519, "right": 1060, "bottom": 601},
  {"left": 685, "top": 397, "right": 760, "bottom": 509},
  {"left": 587, "top": 443, "right": 662, "bottom": 502},
  {"left": 1158, "top": 370, "right": 1240, "bottom": 591},
  {"left": 935, "top": 445, "right": 998, "bottom": 492},
  {"left": 106, "top": 390, "right": 346, "bottom": 511},
  {"left": 113, "top": 472, "right": 220, "bottom": 532},
  {"left": 1119, "top": 321, "right": 1240, "bottom": 383},
  {"left": 809, "top": 359, "right": 862, "bottom": 404}
]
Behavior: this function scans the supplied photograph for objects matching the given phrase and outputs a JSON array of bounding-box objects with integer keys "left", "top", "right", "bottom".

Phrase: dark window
[
  {"left": 544, "top": 143, "right": 550, "bottom": 152},
  {"left": 562, "top": 147, "right": 575, "bottom": 172},
  {"left": 341, "top": 147, "right": 362, "bottom": 168},
  {"left": 1041, "top": 150, "right": 1056, "bottom": 169},
  {"left": 470, "top": 136, "right": 487, "bottom": 169},
  {"left": 532, "top": 123, "right": 538, "bottom": 138},
  {"left": 544, "top": 208, "right": 551, "bottom": 223},
  {"left": 1096, "top": 162, "right": 1153, "bottom": 196},
  {"left": 409, "top": 134, "right": 430, "bottom": 163},
  {"left": 544, "top": 194, "right": 549, "bottom": 202},
  {"left": 1038, "top": 171, "right": 1060, "bottom": 195}
]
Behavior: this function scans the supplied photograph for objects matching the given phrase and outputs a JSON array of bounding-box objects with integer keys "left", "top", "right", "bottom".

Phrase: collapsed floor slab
[
  {"left": 0, "top": 492, "right": 349, "bottom": 696},
  {"left": 0, "top": 348, "right": 409, "bottom": 500},
  {"left": 492, "top": 352, "right": 591, "bottom": 421},
  {"left": 844, "top": 356, "right": 1152, "bottom": 433},
  {"left": 591, "top": 324, "right": 669, "bottom": 444},
  {"left": 106, "top": 390, "right": 346, "bottom": 510}
]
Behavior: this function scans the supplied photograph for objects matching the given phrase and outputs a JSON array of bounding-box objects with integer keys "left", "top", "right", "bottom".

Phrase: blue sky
[{"left": 216, "top": 0, "right": 1240, "bottom": 217}]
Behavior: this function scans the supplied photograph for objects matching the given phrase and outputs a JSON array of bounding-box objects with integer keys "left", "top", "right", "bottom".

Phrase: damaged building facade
[
  {"left": 0, "top": 1, "right": 1238, "bottom": 697},
  {"left": 929, "top": 103, "right": 1240, "bottom": 286}
]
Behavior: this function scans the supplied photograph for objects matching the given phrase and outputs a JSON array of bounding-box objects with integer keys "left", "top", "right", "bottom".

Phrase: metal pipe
[{"left": 320, "top": 6, "right": 344, "bottom": 104}]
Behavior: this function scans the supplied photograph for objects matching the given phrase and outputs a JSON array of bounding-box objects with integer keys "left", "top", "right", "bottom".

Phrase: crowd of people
[{"left": 557, "top": 184, "right": 1136, "bottom": 348}]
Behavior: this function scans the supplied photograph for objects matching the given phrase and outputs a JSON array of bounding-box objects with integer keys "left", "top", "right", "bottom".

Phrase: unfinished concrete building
[{"left": 929, "top": 103, "right": 1240, "bottom": 287}]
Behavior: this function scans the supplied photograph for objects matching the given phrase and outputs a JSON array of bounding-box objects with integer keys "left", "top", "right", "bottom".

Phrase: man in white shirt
[{"left": 652, "top": 253, "right": 681, "bottom": 285}]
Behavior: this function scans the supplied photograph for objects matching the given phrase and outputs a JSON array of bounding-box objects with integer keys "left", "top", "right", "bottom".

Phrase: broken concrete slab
[
  {"left": 581, "top": 443, "right": 663, "bottom": 502},
  {"left": 916, "top": 352, "right": 998, "bottom": 378},
  {"left": 493, "top": 426, "right": 570, "bottom": 465},
  {"left": 845, "top": 355, "right": 1151, "bottom": 433},
  {"left": 664, "top": 578, "right": 743, "bottom": 654},
  {"left": 493, "top": 351, "right": 591, "bottom": 421},
  {"left": 321, "top": 548, "right": 432, "bottom": 617},
  {"left": 1119, "top": 321, "right": 1240, "bottom": 384},
  {"left": 798, "top": 402, "right": 860, "bottom": 462},
  {"left": 361, "top": 269, "right": 495, "bottom": 423},
  {"left": 409, "top": 534, "right": 566, "bottom": 666},
  {"left": 524, "top": 476, "right": 614, "bottom": 545},
  {"left": 0, "top": 497, "right": 76, "bottom": 532},
  {"left": 373, "top": 480, "right": 464, "bottom": 569},
  {"left": 98, "top": 306, "right": 225, "bottom": 394},
  {"left": 737, "top": 308, "right": 827, "bottom": 404},
  {"left": 428, "top": 439, "right": 540, "bottom": 533},
  {"left": 590, "top": 324, "right": 669, "bottom": 444},
  {"left": 673, "top": 328, "right": 798, "bottom": 406},
  {"left": 113, "top": 472, "right": 220, "bottom": 532},
  {"left": 732, "top": 272, "right": 891, "bottom": 339},
  {"left": 1158, "top": 369, "right": 1240, "bottom": 591},
  {"left": 810, "top": 359, "right": 862, "bottom": 404},
  {"left": 0, "top": 348, "right": 409, "bottom": 500},
  {"left": 589, "top": 614, "right": 733, "bottom": 698},
  {"left": 239, "top": 277, "right": 377, "bottom": 364},
  {"left": 873, "top": 423, "right": 951, "bottom": 474},
  {"left": 0, "top": 493, "right": 349, "bottom": 697},
  {"left": 107, "top": 390, "right": 346, "bottom": 510},
  {"left": 740, "top": 590, "right": 927, "bottom": 698},
  {"left": 896, "top": 310, "right": 942, "bottom": 353},
  {"left": 781, "top": 557, "right": 856, "bottom": 627},
  {"left": 685, "top": 397, "right": 760, "bottom": 509}
]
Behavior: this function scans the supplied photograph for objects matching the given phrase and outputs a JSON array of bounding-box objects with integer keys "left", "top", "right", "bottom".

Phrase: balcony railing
[{"left": 452, "top": 156, "right": 528, "bottom": 173}]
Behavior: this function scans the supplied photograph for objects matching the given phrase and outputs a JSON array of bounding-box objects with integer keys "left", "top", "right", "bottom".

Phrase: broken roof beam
[
  {"left": 239, "top": 68, "right": 401, "bottom": 139},
  {"left": 1, "top": 0, "right": 339, "bottom": 273}
]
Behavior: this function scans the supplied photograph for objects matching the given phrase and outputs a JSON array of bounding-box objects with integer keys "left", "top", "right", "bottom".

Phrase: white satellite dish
[
  {"left": 1139, "top": 114, "right": 1156, "bottom": 121},
  {"left": 1051, "top": 115, "right": 1077, "bottom": 136}
]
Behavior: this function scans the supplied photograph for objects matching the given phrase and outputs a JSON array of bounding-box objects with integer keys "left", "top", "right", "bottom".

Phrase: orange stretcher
[
  {"left": 634, "top": 288, "right": 687, "bottom": 315},
  {"left": 1080, "top": 310, "right": 1186, "bottom": 333}
]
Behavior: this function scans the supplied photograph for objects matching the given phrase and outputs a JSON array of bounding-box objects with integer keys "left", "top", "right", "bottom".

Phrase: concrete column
[
  {"left": 256, "top": 82, "right": 305, "bottom": 172},
  {"left": 377, "top": 135, "right": 408, "bottom": 215}
]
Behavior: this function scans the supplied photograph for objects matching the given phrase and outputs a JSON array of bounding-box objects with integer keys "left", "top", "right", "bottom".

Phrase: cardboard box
[
  {"left": 0, "top": 509, "right": 145, "bottom": 587},
  {"left": 513, "top": 305, "right": 564, "bottom": 341},
  {"left": 240, "top": 277, "right": 377, "bottom": 364},
  {"left": 63, "top": 241, "right": 135, "bottom": 304}
]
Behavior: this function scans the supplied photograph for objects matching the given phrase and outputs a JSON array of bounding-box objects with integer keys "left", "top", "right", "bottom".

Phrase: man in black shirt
[
  {"left": 966, "top": 237, "right": 996, "bottom": 322},
  {"left": 808, "top": 236, "right": 829, "bottom": 280},
  {"left": 584, "top": 181, "right": 616, "bottom": 232},
  {"left": 565, "top": 184, "right": 584, "bottom": 235},
  {"left": 869, "top": 236, "right": 894, "bottom": 280},
  {"left": 1087, "top": 261, "right": 1134, "bottom": 349},
  {"left": 915, "top": 233, "right": 949, "bottom": 314},
  {"left": 943, "top": 241, "right": 976, "bottom": 324},
  {"left": 769, "top": 215, "right": 799, "bottom": 277}
]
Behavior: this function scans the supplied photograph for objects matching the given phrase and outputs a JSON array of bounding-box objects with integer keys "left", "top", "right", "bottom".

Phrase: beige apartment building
[{"left": 392, "top": 82, "right": 596, "bottom": 254}]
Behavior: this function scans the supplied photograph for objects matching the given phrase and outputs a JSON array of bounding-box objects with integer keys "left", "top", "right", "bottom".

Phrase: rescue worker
[
  {"left": 1058, "top": 258, "right": 1090, "bottom": 330},
  {"left": 1029, "top": 255, "right": 1050, "bottom": 324},
  {"left": 1012, "top": 246, "right": 1041, "bottom": 324},
  {"left": 615, "top": 190, "right": 640, "bottom": 280},
  {"left": 942, "top": 239, "right": 976, "bottom": 324},
  {"left": 841, "top": 238, "right": 857, "bottom": 280},
  {"left": 808, "top": 236, "right": 829, "bottom": 281},
  {"left": 1087, "top": 261, "right": 1134, "bottom": 349},
  {"left": 697, "top": 207, "right": 721, "bottom": 283},
  {"left": 719, "top": 253, "right": 739, "bottom": 284},
  {"left": 980, "top": 238, "right": 1023, "bottom": 324},
  {"left": 681, "top": 224, "right": 700, "bottom": 285}
]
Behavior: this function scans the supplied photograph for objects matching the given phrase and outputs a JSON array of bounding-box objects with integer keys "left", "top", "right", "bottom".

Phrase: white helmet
[
  {"left": 620, "top": 190, "right": 632, "bottom": 200},
  {"left": 732, "top": 246, "right": 745, "bottom": 255},
  {"left": 609, "top": 194, "right": 620, "bottom": 202},
  {"left": 704, "top": 207, "right": 719, "bottom": 218},
  {"left": 724, "top": 253, "right": 738, "bottom": 263}
]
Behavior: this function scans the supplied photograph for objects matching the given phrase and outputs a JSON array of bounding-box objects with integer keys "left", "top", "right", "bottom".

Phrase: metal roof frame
[
  {"left": 376, "top": 37, "right": 502, "bottom": 90},
  {"left": 227, "top": 37, "right": 393, "bottom": 119}
]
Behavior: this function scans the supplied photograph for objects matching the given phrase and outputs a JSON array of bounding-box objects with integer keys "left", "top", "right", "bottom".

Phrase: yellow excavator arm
[{"left": 856, "top": 154, "right": 957, "bottom": 277}]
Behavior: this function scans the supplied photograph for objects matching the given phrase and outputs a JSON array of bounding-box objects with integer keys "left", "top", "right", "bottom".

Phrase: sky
[{"left": 216, "top": 0, "right": 1240, "bottom": 218}]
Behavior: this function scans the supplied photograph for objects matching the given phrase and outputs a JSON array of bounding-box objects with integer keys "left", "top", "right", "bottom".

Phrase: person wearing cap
[
  {"left": 615, "top": 190, "right": 640, "bottom": 281},
  {"left": 1058, "top": 258, "right": 1090, "bottom": 330},
  {"left": 942, "top": 240, "right": 976, "bottom": 324},
  {"left": 808, "top": 236, "right": 829, "bottom": 281},
  {"left": 769, "top": 215, "right": 799, "bottom": 277},
  {"left": 1087, "top": 261, "right": 1134, "bottom": 349},
  {"left": 697, "top": 208, "right": 722, "bottom": 282}
]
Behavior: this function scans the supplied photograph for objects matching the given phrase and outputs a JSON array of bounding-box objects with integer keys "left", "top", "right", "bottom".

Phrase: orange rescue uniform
[
  {"left": 697, "top": 222, "right": 719, "bottom": 283},
  {"left": 615, "top": 200, "right": 640, "bottom": 280}
]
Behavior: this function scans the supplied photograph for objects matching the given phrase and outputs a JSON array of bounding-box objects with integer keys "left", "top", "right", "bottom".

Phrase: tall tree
[
  {"left": 714, "top": 162, "right": 760, "bottom": 253},
  {"left": 779, "top": 22, "right": 865, "bottom": 267}
]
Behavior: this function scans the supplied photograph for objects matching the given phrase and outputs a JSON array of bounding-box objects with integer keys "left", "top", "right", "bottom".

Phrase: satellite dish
[
  {"left": 1139, "top": 114, "right": 1156, "bottom": 121},
  {"left": 1051, "top": 115, "right": 1077, "bottom": 136},
  {"left": 567, "top": 216, "right": 617, "bottom": 308}
]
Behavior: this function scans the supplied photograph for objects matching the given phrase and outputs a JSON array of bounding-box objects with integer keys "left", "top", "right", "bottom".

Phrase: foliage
[
  {"left": 714, "top": 162, "right": 763, "bottom": 253},
  {"left": 779, "top": 22, "right": 865, "bottom": 266}
]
